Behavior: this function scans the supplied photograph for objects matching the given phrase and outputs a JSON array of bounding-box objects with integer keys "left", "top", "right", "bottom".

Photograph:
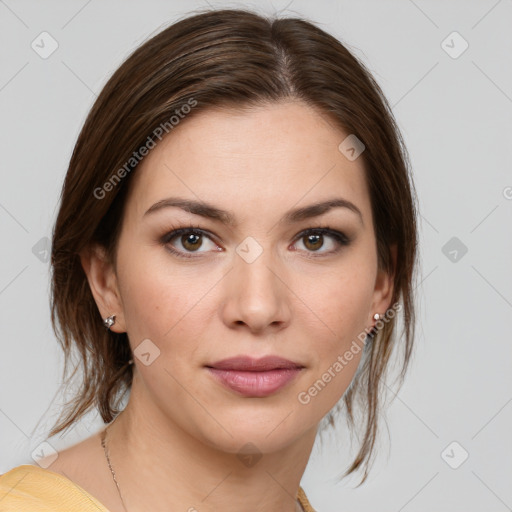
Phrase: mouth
[{"left": 205, "top": 356, "right": 304, "bottom": 398}]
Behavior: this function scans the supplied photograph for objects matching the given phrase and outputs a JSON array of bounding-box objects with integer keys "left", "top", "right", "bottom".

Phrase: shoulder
[
  {"left": 0, "top": 463, "right": 109, "bottom": 512},
  {"left": 0, "top": 464, "right": 73, "bottom": 510}
]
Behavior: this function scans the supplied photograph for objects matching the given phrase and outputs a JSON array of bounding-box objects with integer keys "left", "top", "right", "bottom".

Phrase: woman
[{"left": 0, "top": 7, "right": 418, "bottom": 511}]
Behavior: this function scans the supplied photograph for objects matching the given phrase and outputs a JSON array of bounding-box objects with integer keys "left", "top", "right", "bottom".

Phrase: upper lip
[{"left": 206, "top": 356, "right": 303, "bottom": 371}]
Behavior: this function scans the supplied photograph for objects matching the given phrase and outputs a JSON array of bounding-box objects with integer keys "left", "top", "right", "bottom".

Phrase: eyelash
[{"left": 160, "top": 224, "right": 350, "bottom": 260}]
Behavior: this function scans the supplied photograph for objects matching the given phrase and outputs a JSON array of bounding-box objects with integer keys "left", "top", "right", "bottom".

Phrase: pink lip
[{"left": 206, "top": 356, "right": 304, "bottom": 397}]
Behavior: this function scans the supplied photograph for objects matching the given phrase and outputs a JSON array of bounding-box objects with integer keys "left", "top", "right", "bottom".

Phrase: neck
[{"left": 103, "top": 380, "right": 317, "bottom": 512}]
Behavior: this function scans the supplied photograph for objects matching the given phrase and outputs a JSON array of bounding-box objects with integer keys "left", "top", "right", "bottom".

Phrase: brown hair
[{"left": 49, "top": 7, "right": 418, "bottom": 483}]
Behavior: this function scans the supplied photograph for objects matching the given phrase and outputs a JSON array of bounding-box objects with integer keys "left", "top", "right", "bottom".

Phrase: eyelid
[
  {"left": 290, "top": 226, "right": 350, "bottom": 258},
  {"left": 293, "top": 226, "right": 350, "bottom": 244},
  {"left": 160, "top": 225, "right": 216, "bottom": 245},
  {"left": 160, "top": 226, "right": 221, "bottom": 257}
]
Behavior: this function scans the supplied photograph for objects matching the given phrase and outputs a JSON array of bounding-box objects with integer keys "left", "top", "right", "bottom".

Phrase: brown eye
[
  {"left": 303, "top": 233, "right": 324, "bottom": 251},
  {"left": 180, "top": 232, "right": 203, "bottom": 251},
  {"left": 293, "top": 228, "right": 349, "bottom": 256},
  {"left": 161, "top": 228, "right": 221, "bottom": 259}
]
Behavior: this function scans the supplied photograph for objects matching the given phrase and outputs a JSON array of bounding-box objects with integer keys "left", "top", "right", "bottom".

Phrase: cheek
[
  {"left": 306, "top": 261, "right": 375, "bottom": 340},
  {"left": 116, "top": 245, "right": 218, "bottom": 354},
  {"left": 296, "top": 256, "right": 375, "bottom": 409},
  {"left": 297, "top": 281, "right": 371, "bottom": 417},
  {"left": 313, "top": 277, "right": 370, "bottom": 368}
]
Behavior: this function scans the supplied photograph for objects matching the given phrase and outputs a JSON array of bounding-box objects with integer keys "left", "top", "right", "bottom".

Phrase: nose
[{"left": 220, "top": 246, "right": 292, "bottom": 334}]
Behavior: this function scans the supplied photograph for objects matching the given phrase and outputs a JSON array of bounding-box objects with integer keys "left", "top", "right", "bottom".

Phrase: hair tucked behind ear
[{"left": 48, "top": 7, "right": 418, "bottom": 484}]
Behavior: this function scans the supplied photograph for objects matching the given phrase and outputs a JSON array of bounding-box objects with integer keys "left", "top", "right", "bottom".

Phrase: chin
[{"left": 191, "top": 405, "right": 315, "bottom": 456}]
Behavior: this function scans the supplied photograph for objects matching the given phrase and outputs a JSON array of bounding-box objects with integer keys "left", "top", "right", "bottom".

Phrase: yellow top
[{"left": 0, "top": 464, "right": 317, "bottom": 511}]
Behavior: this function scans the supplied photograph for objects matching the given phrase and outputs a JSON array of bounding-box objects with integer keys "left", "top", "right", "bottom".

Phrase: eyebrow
[{"left": 144, "top": 196, "right": 363, "bottom": 226}]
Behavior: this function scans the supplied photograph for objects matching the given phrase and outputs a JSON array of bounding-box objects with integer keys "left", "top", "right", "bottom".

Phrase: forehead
[{"left": 125, "top": 100, "right": 372, "bottom": 225}]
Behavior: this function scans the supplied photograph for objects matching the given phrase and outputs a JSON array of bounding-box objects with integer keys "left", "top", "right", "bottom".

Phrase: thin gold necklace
[
  {"left": 100, "top": 418, "right": 128, "bottom": 512},
  {"left": 100, "top": 418, "right": 304, "bottom": 512}
]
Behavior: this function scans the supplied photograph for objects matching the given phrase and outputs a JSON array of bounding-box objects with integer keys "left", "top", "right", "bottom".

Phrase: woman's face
[{"left": 89, "top": 100, "right": 394, "bottom": 454}]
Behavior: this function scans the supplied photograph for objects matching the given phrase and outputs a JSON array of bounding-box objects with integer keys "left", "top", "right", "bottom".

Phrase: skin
[{"left": 49, "top": 100, "right": 395, "bottom": 512}]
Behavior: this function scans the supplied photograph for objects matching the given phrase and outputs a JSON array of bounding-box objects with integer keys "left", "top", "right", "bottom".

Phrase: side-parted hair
[{"left": 49, "top": 8, "right": 418, "bottom": 483}]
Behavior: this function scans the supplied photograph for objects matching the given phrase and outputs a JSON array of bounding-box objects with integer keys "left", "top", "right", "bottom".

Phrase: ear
[
  {"left": 79, "top": 244, "right": 126, "bottom": 333},
  {"left": 369, "top": 244, "right": 397, "bottom": 324}
]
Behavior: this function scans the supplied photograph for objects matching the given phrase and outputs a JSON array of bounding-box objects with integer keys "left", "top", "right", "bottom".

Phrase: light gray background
[{"left": 1, "top": 1, "right": 511, "bottom": 511}]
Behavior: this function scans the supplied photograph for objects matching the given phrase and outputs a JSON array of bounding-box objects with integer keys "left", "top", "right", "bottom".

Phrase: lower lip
[{"left": 206, "top": 368, "right": 302, "bottom": 397}]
